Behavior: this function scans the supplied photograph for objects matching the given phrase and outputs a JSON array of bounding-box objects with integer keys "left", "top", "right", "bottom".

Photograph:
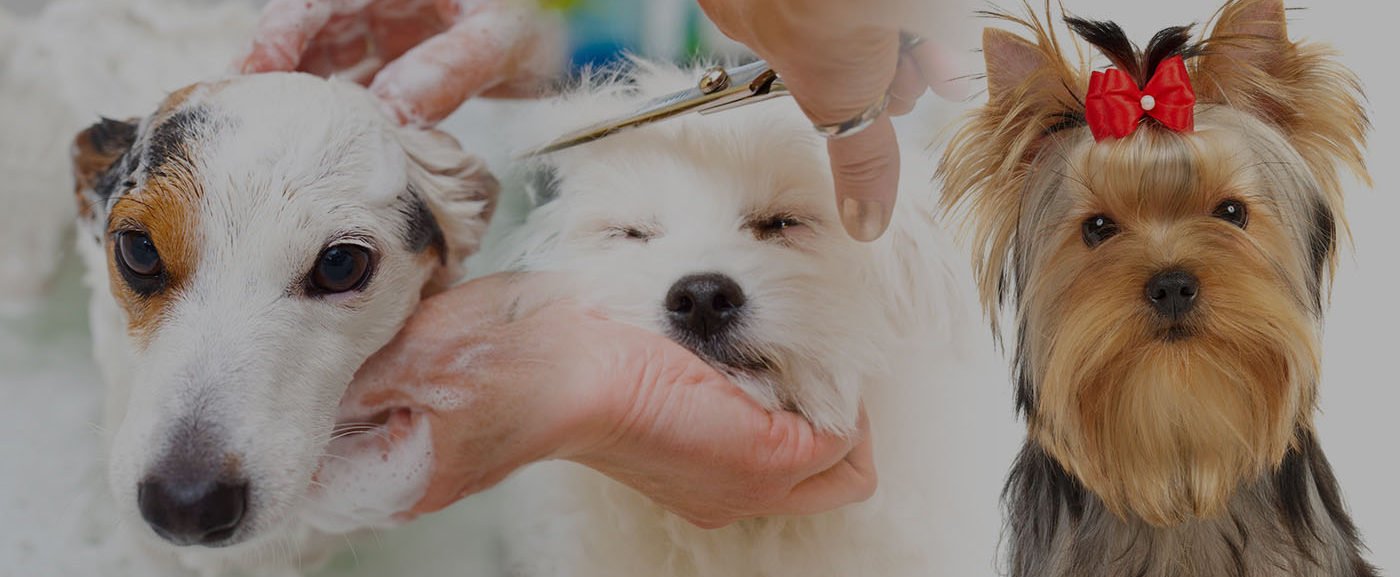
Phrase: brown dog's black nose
[
  {"left": 138, "top": 475, "right": 248, "bottom": 546},
  {"left": 666, "top": 273, "right": 746, "bottom": 340},
  {"left": 1146, "top": 269, "right": 1199, "bottom": 321}
]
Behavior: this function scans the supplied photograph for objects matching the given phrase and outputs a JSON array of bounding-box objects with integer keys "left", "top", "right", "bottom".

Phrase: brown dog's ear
[
  {"left": 1196, "top": 0, "right": 1289, "bottom": 90},
  {"left": 398, "top": 127, "right": 500, "bottom": 294},
  {"left": 1195, "top": 0, "right": 1368, "bottom": 218},
  {"left": 71, "top": 117, "right": 139, "bottom": 226},
  {"left": 984, "top": 28, "right": 1052, "bottom": 103},
  {"left": 938, "top": 19, "right": 1087, "bottom": 335}
]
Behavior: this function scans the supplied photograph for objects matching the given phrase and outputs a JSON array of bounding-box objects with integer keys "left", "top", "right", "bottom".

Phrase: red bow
[{"left": 1085, "top": 55, "right": 1196, "bottom": 141}]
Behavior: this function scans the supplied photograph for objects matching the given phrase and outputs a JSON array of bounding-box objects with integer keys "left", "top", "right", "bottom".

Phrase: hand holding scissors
[{"left": 698, "top": 0, "right": 966, "bottom": 242}]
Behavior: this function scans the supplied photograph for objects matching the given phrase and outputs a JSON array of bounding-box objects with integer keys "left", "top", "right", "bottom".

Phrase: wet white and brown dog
[
  {"left": 474, "top": 63, "right": 984, "bottom": 577},
  {"left": 69, "top": 72, "right": 496, "bottom": 575}
]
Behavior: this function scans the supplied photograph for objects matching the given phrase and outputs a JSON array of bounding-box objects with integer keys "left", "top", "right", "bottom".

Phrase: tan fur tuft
[{"left": 939, "top": 6, "right": 1090, "bottom": 336}]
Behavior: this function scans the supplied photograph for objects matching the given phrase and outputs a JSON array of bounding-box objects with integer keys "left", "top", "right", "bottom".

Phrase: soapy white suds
[{"left": 303, "top": 413, "right": 435, "bottom": 535}]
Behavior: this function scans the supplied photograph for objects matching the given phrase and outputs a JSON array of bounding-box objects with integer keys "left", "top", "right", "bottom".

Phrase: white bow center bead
[{"left": 1140, "top": 94, "right": 1157, "bottom": 111}]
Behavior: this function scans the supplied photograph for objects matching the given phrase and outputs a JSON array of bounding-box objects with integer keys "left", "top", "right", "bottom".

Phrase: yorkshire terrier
[{"left": 939, "top": 0, "right": 1374, "bottom": 574}]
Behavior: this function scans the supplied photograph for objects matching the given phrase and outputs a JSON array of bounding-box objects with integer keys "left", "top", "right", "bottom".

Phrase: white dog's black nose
[
  {"left": 666, "top": 273, "right": 747, "bottom": 340},
  {"left": 1146, "top": 269, "right": 1200, "bottom": 321},
  {"left": 138, "top": 474, "right": 248, "bottom": 546}
]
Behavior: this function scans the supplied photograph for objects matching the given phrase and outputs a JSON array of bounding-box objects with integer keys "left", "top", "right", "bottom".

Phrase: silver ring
[
  {"left": 900, "top": 32, "right": 925, "bottom": 52},
  {"left": 813, "top": 93, "right": 890, "bottom": 140}
]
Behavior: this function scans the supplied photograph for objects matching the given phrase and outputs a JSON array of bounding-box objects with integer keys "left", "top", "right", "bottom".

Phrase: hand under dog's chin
[{"left": 303, "top": 408, "right": 431, "bottom": 534}]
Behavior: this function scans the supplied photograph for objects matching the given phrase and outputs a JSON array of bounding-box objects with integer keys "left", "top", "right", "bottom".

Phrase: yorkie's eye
[
  {"left": 1212, "top": 199, "right": 1249, "bottom": 228},
  {"left": 1081, "top": 215, "right": 1120, "bottom": 248},
  {"left": 750, "top": 214, "right": 805, "bottom": 240},
  {"left": 115, "top": 231, "right": 165, "bottom": 295},
  {"left": 308, "top": 244, "right": 375, "bottom": 296}
]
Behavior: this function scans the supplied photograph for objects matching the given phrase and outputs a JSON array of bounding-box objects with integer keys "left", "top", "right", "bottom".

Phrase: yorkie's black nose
[
  {"left": 138, "top": 474, "right": 248, "bottom": 546},
  {"left": 666, "top": 273, "right": 746, "bottom": 340},
  {"left": 1145, "top": 269, "right": 1200, "bottom": 321}
]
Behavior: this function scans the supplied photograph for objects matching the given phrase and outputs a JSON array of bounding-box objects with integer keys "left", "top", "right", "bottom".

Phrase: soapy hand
[
  {"left": 697, "top": 0, "right": 965, "bottom": 241},
  {"left": 235, "top": 0, "right": 562, "bottom": 126},
  {"left": 329, "top": 273, "right": 876, "bottom": 528}
]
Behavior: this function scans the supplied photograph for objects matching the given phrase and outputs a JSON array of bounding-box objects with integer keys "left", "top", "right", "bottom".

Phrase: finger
[
  {"left": 340, "top": 272, "right": 570, "bottom": 413},
  {"left": 298, "top": 17, "right": 379, "bottom": 83},
  {"left": 408, "top": 412, "right": 476, "bottom": 515},
  {"left": 886, "top": 54, "right": 929, "bottom": 117},
  {"left": 757, "top": 409, "right": 861, "bottom": 483},
  {"left": 911, "top": 41, "right": 970, "bottom": 101},
  {"left": 235, "top": 0, "right": 336, "bottom": 74},
  {"left": 369, "top": 5, "right": 556, "bottom": 126},
  {"left": 828, "top": 115, "right": 899, "bottom": 242},
  {"left": 772, "top": 408, "right": 876, "bottom": 516}
]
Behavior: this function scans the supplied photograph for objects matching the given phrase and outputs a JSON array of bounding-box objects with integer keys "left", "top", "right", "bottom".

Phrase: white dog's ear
[
  {"left": 524, "top": 163, "right": 561, "bottom": 207},
  {"left": 71, "top": 117, "right": 140, "bottom": 232},
  {"left": 397, "top": 127, "right": 499, "bottom": 293}
]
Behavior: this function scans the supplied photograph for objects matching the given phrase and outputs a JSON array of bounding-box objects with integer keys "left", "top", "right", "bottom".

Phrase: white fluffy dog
[
  {"left": 70, "top": 72, "right": 496, "bottom": 576},
  {"left": 474, "top": 63, "right": 981, "bottom": 577}
]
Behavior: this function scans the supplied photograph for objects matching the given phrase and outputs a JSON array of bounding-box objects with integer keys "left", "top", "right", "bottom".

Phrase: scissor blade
[
  {"left": 521, "top": 85, "right": 709, "bottom": 157},
  {"left": 518, "top": 60, "right": 784, "bottom": 158}
]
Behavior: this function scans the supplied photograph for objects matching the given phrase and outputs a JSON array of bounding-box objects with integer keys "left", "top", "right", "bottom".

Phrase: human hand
[
  {"left": 698, "top": 0, "right": 965, "bottom": 241},
  {"left": 234, "top": 0, "right": 563, "bottom": 126},
  {"left": 329, "top": 273, "right": 875, "bottom": 528}
]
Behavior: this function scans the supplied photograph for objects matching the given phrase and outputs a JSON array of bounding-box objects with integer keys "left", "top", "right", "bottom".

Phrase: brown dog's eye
[
  {"left": 115, "top": 231, "right": 165, "bottom": 296},
  {"left": 1081, "top": 215, "right": 1120, "bottom": 248},
  {"left": 116, "top": 231, "right": 163, "bottom": 277},
  {"left": 309, "top": 244, "right": 375, "bottom": 295},
  {"left": 1213, "top": 199, "right": 1248, "bottom": 228}
]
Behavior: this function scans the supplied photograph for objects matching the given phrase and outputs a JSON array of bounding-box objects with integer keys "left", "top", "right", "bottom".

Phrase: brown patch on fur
[
  {"left": 105, "top": 93, "right": 208, "bottom": 345},
  {"left": 106, "top": 175, "right": 202, "bottom": 344},
  {"left": 939, "top": 0, "right": 1367, "bottom": 526}
]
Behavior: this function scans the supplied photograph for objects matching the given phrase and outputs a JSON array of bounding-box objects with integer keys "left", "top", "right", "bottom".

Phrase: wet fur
[
  {"left": 70, "top": 73, "right": 495, "bottom": 576},
  {"left": 939, "top": 1, "right": 1373, "bottom": 574}
]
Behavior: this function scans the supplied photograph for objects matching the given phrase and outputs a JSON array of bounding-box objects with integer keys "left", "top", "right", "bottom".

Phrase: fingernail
[{"left": 840, "top": 198, "right": 891, "bottom": 242}]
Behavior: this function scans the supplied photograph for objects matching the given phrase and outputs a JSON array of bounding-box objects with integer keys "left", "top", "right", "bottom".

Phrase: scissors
[
  {"left": 517, "top": 34, "right": 926, "bottom": 159},
  {"left": 517, "top": 59, "right": 789, "bottom": 159}
]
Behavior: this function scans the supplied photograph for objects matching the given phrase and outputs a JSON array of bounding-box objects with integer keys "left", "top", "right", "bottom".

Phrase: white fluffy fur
[
  {"left": 0, "top": 0, "right": 256, "bottom": 314},
  {"left": 75, "top": 73, "right": 493, "bottom": 576},
  {"left": 471, "top": 63, "right": 982, "bottom": 577}
]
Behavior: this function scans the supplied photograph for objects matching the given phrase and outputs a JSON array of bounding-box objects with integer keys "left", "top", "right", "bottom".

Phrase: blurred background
[{"left": 0, "top": 0, "right": 1394, "bottom": 576}]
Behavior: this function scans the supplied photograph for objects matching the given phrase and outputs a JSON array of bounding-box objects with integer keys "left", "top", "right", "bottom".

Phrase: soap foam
[{"left": 302, "top": 412, "right": 435, "bottom": 535}]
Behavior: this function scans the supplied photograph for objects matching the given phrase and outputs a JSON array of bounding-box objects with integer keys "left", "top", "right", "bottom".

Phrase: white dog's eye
[
  {"left": 749, "top": 215, "right": 806, "bottom": 241},
  {"left": 606, "top": 225, "right": 655, "bottom": 242},
  {"left": 306, "top": 244, "right": 376, "bottom": 296}
]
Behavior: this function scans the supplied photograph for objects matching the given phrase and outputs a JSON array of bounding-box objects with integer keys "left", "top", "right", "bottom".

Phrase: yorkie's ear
[
  {"left": 1195, "top": 0, "right": 1368, "bottom": 229},
  {"left": 939, "top": 21, "right": 1087, "bottom": 335},
  {"left": 985, "top": 28, "right": 1051, "bottom": 102}
]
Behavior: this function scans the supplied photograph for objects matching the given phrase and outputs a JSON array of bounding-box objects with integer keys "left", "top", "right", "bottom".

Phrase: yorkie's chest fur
[{"left": 940, "top": 1, "right": 1375, "bottom": 575}]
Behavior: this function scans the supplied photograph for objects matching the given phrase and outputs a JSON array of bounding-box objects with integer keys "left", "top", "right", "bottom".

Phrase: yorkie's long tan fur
[{"left": 940, "top": 1, "right": 1374, "bottom": 574}]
